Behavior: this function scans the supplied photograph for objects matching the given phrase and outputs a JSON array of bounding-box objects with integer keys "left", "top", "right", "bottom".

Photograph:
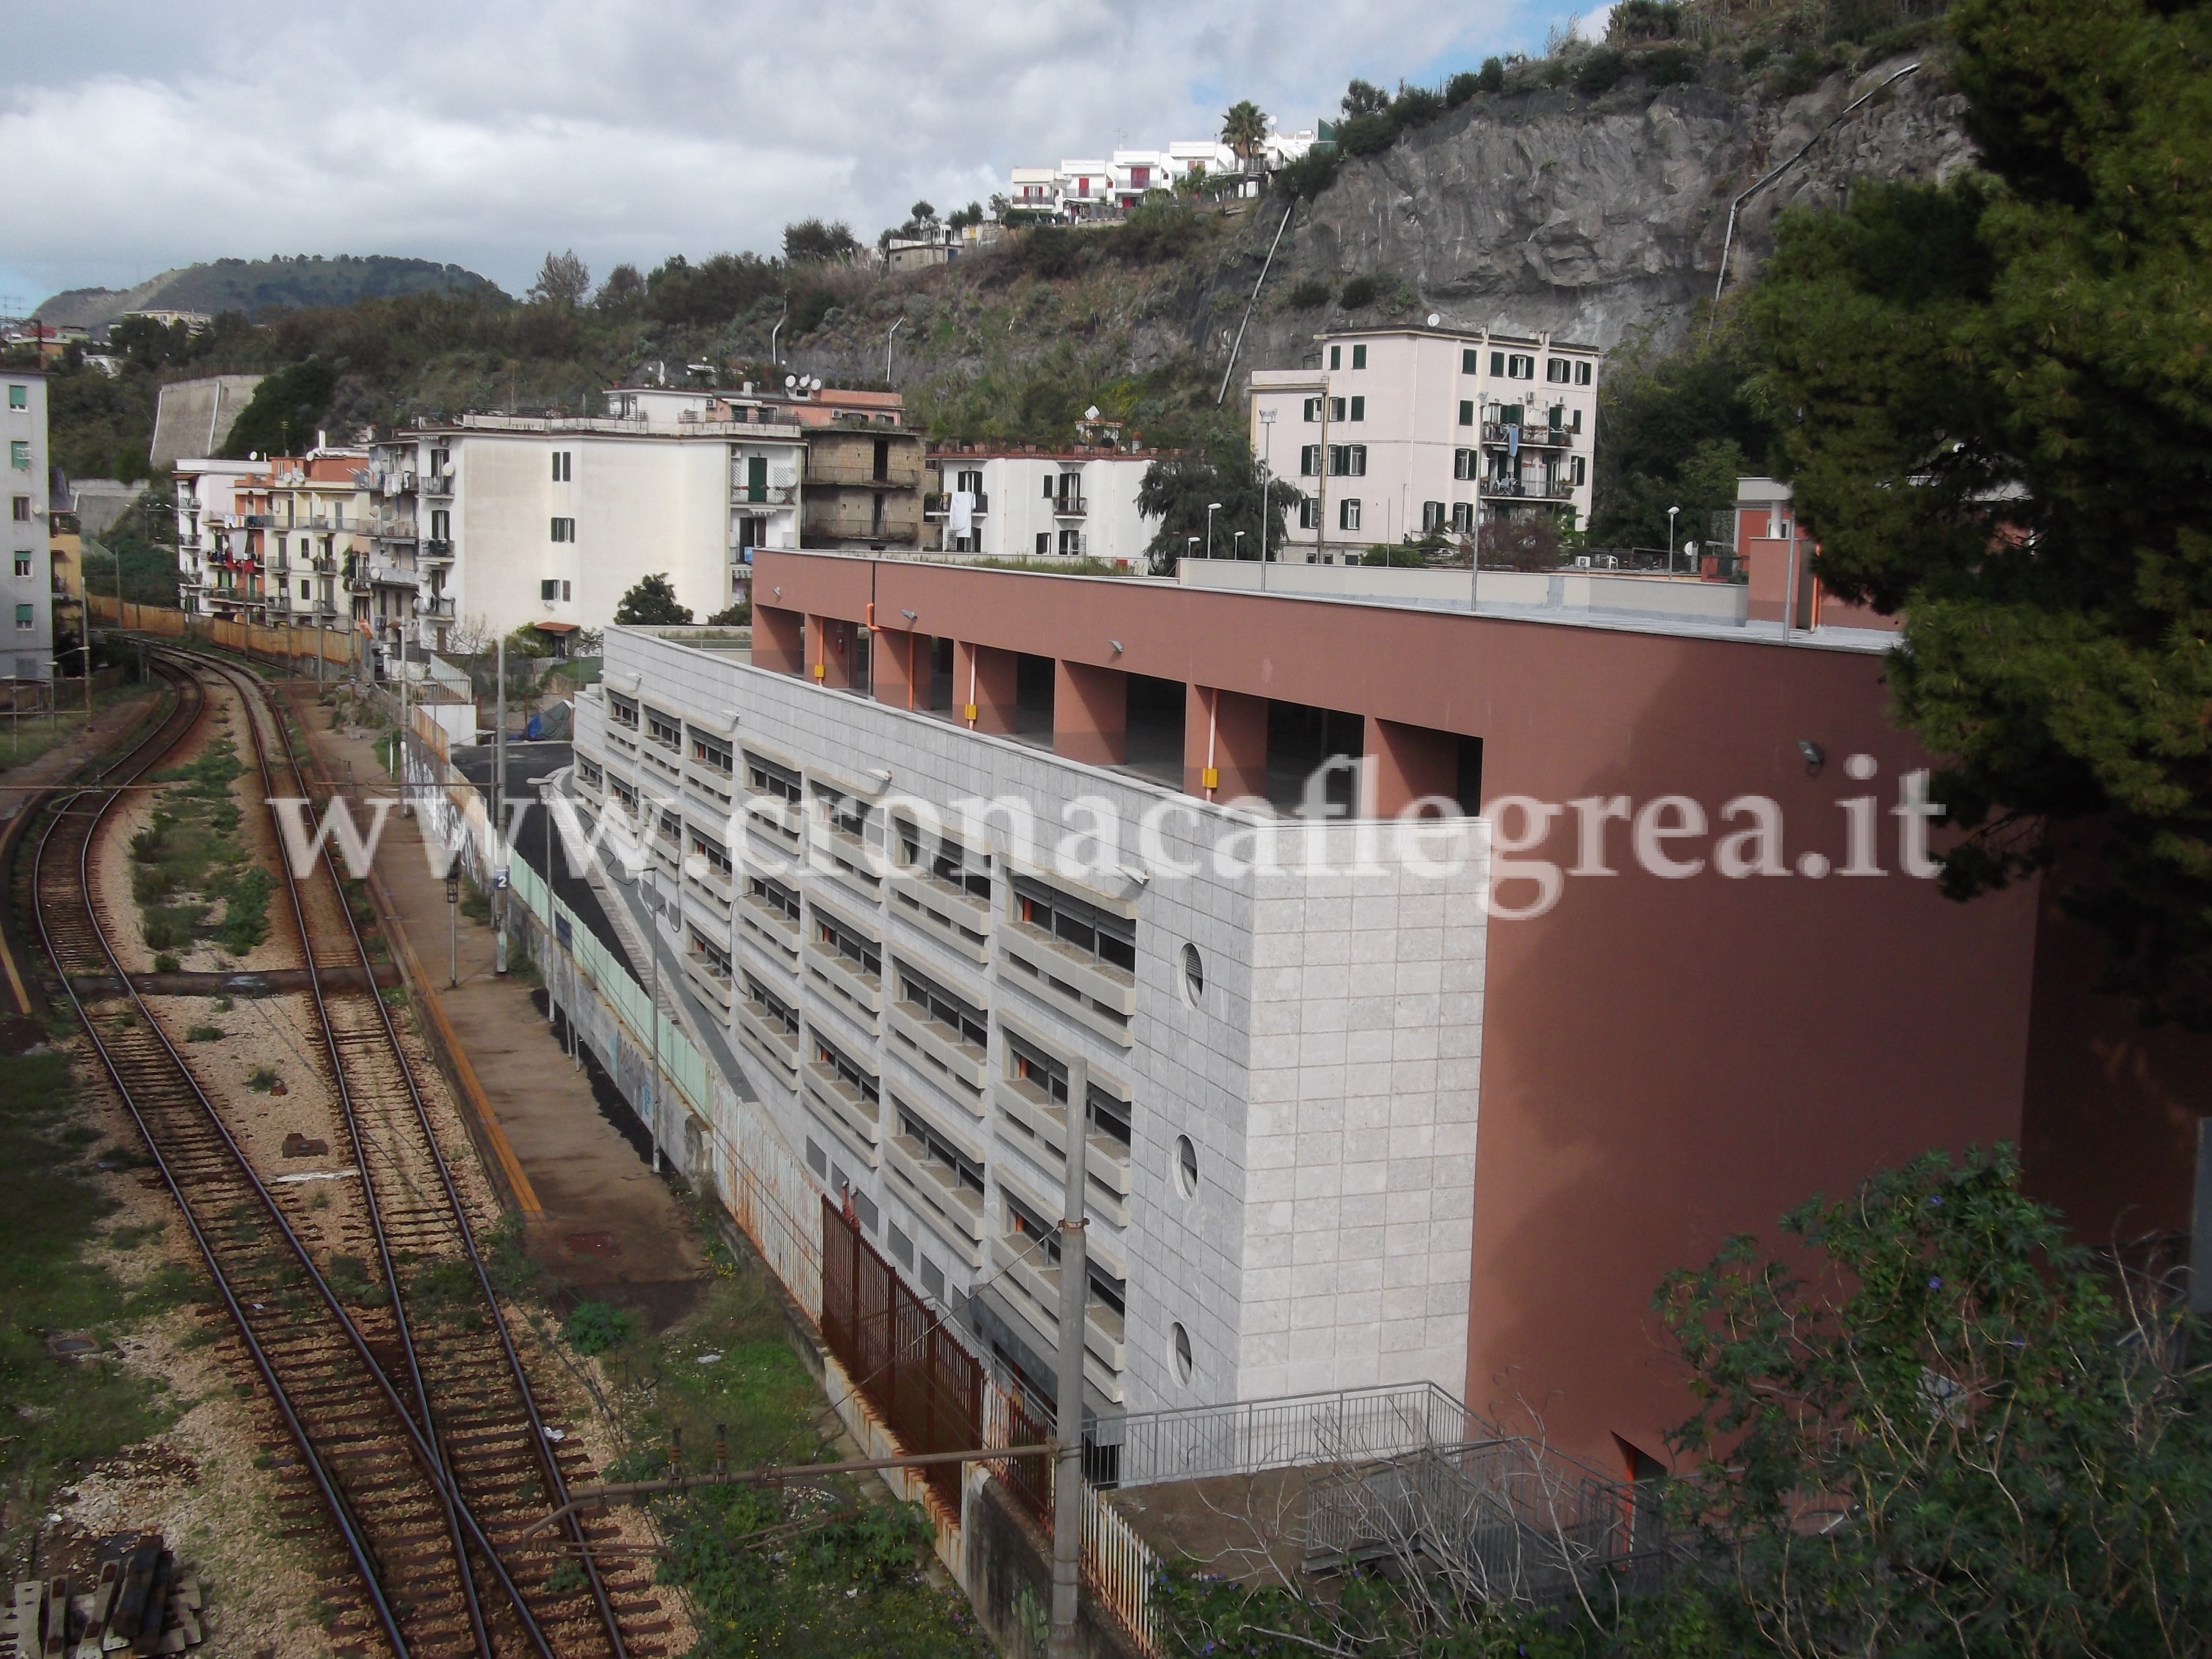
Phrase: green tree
[
  {"left": 218, "top": 358, "right": 336, "bottom": 458},
  {"left": 783, "top": 218, "right": 859, "bottom": 264},
  {"left": 1747, "top": 0, "right": 2212, "bottom": 1024},
  {"left": 1588, "top": 330, "right": 1774, "bottom": 550},
  {"left": 1135, "top": 444, "right": 1304, "bottom": 575},
  {"left": 613, "top": 573, "right": 692, "bottom": 626},
  {"left": 526, "top": 248, "right": 592, "bottom": 307},
  {"left": 1221, "top": 99, "right": 1270, "bottom": 160},
  {"left": 1658, "top": 1146, "right": 2212, "bottom": 1656}
]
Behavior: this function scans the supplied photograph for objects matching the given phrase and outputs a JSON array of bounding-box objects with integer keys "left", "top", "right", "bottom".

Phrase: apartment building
[
  {"left": 48, "top": 501, "right": 85, "bottom": 666},
  {"left": 171, "top": 458, "right": 259, "bottom": 616},
  {"left": 1249, "top": 328, "right": 1601, "bottom": 563},
  {"left": 798, "top": 423, "right": 924, "bottom": 549},
  {"left": 549, "top": 545, "right": 2160, "bottom": 1480},
  {"left": 232, "top": 451, "right": 365, "bottom": 627},
  {"left": 5, "top": 372, "right": 51, "bottom": 680},
  {"left": 1003, "top": 129, "right": 1317, "bottom": 222},
  {"left": 921, "top": 443, "right": 1156, "bottom": 563},
  {"left": 369, "top": 388, "right": 806, "bottom": 655}
]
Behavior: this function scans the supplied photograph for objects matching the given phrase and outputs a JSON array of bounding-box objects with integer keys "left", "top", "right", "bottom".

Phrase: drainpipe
[
  {"left": 965, "top": 646, "right": 979, "bottom": 728},
  {"left": 1202, "top": 688, "right": 1220, "bottom": 802}
]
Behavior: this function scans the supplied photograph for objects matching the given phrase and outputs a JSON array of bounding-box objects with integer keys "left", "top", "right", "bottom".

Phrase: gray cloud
[{"left": 4, "top": 0, "right": 1569, "bottom": 303}]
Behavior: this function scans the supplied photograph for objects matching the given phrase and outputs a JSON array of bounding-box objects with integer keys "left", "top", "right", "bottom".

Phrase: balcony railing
[
  {"left": 923, "top": 491, "right": 990, "bottom": 516},
  {"left": 1051, "top": 495, "right": 1087, "bottom": 517},
  {"left": 423, "top": 538, "right": 454, "bottom": 559},
  {"left": 731, "top": 483, "right": 797, "bottom": 506},
  {"left": 1482, "top": 422, "right": 1575, "bottom": 450},
  {"left": 1483, "top": 479, "right": 1579, "bottom": 501},
  {"left": 805, "top": 459, "right": 921, "bottom": 488}
]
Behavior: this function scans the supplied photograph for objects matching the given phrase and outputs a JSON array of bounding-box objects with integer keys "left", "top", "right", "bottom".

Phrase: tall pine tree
[{"left": 1750, "top": 0, "right": 2212, "bottom": 1024}]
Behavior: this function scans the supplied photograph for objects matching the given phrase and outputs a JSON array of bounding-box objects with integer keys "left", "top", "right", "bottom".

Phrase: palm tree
[{"left": 1221, "top": 100, "right": 1270, "bottom": 169}]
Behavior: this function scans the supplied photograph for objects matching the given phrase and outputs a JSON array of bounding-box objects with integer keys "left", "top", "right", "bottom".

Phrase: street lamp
[
  {"left": 1232, "top": 530, "right": 1246, "bottom": 560},
  {"left": 1205, "top": 502, "right": 1224, "bottom": 560},
  {"left": 1668, "top": 505, "right": 1681, "bottom": 575},
  {"left": 886, "top": 317, "right": 907, "bottom": 383},
  {"left": 1185, "top": 535, "right": 1199, "bottom": 566}
]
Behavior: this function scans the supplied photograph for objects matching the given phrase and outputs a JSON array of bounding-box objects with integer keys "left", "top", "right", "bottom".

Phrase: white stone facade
[{"left": 570, "top": 625, "right": 1486, "bottom": 1417}]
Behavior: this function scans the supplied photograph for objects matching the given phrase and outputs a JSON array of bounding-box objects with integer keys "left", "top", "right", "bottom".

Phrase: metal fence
[
  {"left": 1303, "top": 1437, "right": 1662, "bottom": 1611},
  {"left": 1099, "top": 1381, "right": 1485, "bottom": 1490}
]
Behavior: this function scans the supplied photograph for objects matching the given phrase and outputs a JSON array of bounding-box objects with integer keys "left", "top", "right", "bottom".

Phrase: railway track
[{"left": 31, "top": 652, "right": 666, "bottom": 1659}]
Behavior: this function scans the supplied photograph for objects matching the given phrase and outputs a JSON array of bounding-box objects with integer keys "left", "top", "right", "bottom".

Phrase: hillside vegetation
[{"left": 32, "top": 254, "right": 501, "bottom": 329}]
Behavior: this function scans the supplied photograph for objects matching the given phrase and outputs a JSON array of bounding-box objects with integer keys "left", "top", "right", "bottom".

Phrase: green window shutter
[
  {"left": 1490, "top": 351, "right": 1505, "bottom": 376},
  {"left": 1458, "top": 400, "right": 1474, "bottom": 426},
  {"left": 1349, "top": 397, "right": 1364, "bottom": 421},
  {"left": 1352, "top": 345, "right": 1367, "bottom": 369},
  {"left": 1461, "top": 349, "right": 1477, "bottom": 375}
]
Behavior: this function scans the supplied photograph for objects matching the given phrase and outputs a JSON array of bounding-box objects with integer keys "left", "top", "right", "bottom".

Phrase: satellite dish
[
  {"left": 1427, "top": 312, "right": 1441, "bottom": 327},
  {"left": 784, "top": 374, "right": 797, "bottom": 388},
  {"left": 1084, "top": 405, "right": 1101, "bottom": 420},
  {"left": 810, "top": 376, "right": 823, "bottom": 391}
]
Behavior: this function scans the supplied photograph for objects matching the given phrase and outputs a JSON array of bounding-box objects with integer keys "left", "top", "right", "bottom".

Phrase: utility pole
[
  {"left": 1257, "top": 407, "right": 1275, "bottom": 590},
  {"left": 1048, "top": 1054, "right": 1092, "bottom": 1658},
  {"left": 647, "top": 863, "right": 663, "bottom": 1175}
]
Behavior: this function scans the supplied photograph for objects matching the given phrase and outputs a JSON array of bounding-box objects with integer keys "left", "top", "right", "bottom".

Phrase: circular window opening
[
  {"left": 1172, "top": 1321, "right": 1194, "bottom": 1385},
  {"left": 1181, "top": 942, "right": 1205, "bottom": 1004},
  {"left": 1175, "top": 1134, "right": 1199, "bottom": 1198}
]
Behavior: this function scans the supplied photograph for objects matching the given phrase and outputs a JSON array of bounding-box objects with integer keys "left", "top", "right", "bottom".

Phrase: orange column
[
  {"left": 872, "top": 625, "right": 922, "bottom": 708},
  {"left": 753, "top": 605, "right": 805, "bottom": 675},
  {"left": 1053, "top": 660, "right": 1127, "bottom": 766},
  {"left": 1365, "top": 717, "right": 1461, "bottom": 816}
]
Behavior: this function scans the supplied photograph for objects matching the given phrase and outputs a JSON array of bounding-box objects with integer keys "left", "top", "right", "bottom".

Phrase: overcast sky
[{"left": 2, "top": 0, "right": 1604, "bottom": 310}]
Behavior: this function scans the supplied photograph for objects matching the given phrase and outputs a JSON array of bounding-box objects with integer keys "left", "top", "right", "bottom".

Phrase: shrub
[
  {"left": 1284, "top": 278, "right": 1330, "bottom": 311},
  {"left": 1775, "top": 45, "right": 1834, "bottom": 96},
  {"left": 564, "top": 1299, "right": 633, "bottom": 1355},
  {"left": 183, "top": 1024, "right": 224, "bottom": 1043},
  {"left": 1336, "top": 111, "right": 1398, "bottom": 157},
  {"left": 1645, "top": 43, "right": 1701, "bottom": 86},
  {"left": 1338, "top": 275, "right": 1378, "bottom": 310},
  {"left": 246, "top": 1067, "right": 279, "bottom": 1092},
  {"left": 1274, "top": 147, "right": 1344, "bottom": 200},
  {"left": 1445, "top": 70, "right": 1480, "bottom": 107},
  {"left": 216, "top": 866, "right": 275, "bottom": 955},
  {"left": 1111, "top": 199, "right": 1201, "bottom": 265},
  {"left": 1609, "top": 0, "right": 1683, "bottom": 42},
  {"left": 152, "top": 953, "right": 180, "bottom": 974},
  {"left": 1476, "top": 56, "right": 1506, "bottom": 94},
  {"left": 1011, "top": 226, "right": 1085, "bottom": 280},
  {"left": 1576, "top": 46, "right": 1628, "bottom": 94}
]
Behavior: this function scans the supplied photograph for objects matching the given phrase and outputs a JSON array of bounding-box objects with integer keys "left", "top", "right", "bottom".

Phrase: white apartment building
[
  {"left": 568, "top": 616, "right": 1486, "bottom": 1416},
  {"left": 922, "top": 446, "right": 1156, "bottom": 564},
  {"left": 172, "top": 459, "right": 261, "bottom": 616},
  {"left": 1249, "top": 327, "right": 1601, "bottom": 564},
  {"left": 5, "top": 371, "right": 52, "bottom": 680},
  {"left": 1005, "top": 127, "right": 1319, "bottom": 221},
  {"left": 367, "top": 389, "right": 805, "bottom": 656}
]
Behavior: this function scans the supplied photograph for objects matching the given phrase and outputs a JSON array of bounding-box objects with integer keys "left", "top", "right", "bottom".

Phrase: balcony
[
  {"left": 923, "top": 491, "right": 990, "bottom": 516},
  {"left": 422, "top": 538, "right": 453, "bottom": 561},
  {"left": 422, "top": 473, "right": 454, "bottom": 498},
  {"left": 1483, "top": 479, "right": 1579, "bottom": 502},
  {"left": 1050, "top": 495, "right": 1087, "bottom": 517},
  {"left": 373, "top": 519, "right": 418, "bottom": 541},
  {"left": 684, "top": 951, "right": 734, "bottom": 1013},
  {"left": 421, "top": 595, "right": 456, "bottom": 620},
  {"left": 1482, "top": 422, "right": 1574, "bottom": 450},
  {"left": 730, "top": 484, "right": 797, "bottom": 507},
  {"left": 805, "top": 457, "right": 921, "bottom": 489}
]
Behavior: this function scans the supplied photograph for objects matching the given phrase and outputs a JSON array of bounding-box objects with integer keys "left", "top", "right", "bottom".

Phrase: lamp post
[
  {"left": 1205, "top": 501, "right": 1223, "bottom": 560},
  {"left": 1185, "top": 535, "right": 1199, "bottom": 568},
  {"left": 1232, "top": 530, "right": 1246, "bottom": 561},
  {"left": 886, "top": 317, "right": 907, "bottom": 384},
  {"left": 1667, "top": 505, "right": 1681, "bottom": 575}
]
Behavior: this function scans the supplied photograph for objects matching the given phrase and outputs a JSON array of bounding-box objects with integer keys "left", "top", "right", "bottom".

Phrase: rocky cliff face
[{"left": 1250, "top": 52, "right": 1972, "bottom": 356}]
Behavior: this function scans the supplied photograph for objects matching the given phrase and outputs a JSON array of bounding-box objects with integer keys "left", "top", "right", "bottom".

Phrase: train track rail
[{"left": 30, "top": 652, "right": 664, "bottom": 1659}]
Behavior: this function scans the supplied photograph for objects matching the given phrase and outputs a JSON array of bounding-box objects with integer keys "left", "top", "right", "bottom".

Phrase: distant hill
[{"left": 34, "top": 255, "right": 506, "bottom": 329}]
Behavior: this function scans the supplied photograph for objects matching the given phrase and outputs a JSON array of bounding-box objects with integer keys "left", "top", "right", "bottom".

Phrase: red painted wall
[{"left": 750, "top": 552, "right": 2051, "bottom": 1468}]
